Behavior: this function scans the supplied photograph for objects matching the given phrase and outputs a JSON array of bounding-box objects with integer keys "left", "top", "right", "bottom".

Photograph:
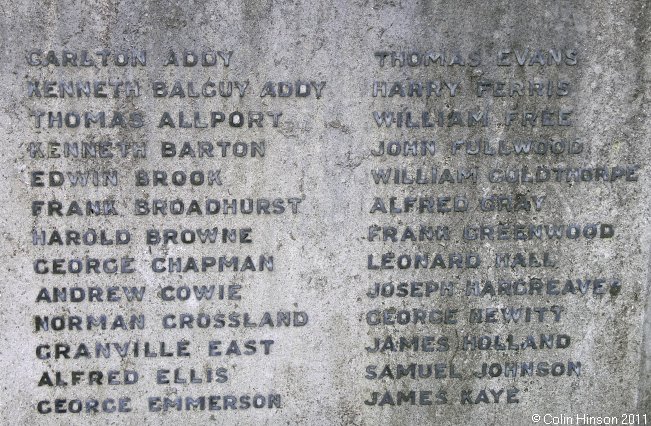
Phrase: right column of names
[{"left": 361, "top": 48, "right": 638, "bottom": 408}]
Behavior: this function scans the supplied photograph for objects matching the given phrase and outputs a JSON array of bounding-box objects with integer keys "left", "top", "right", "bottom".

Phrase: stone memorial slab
[{"left": 0, "top": 0, "right": 649, "bottom": 425}]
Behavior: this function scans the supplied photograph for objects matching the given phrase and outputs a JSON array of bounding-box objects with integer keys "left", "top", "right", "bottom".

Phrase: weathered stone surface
[{"left": 0, "top": 0, "right": 649, "bottom": 424}]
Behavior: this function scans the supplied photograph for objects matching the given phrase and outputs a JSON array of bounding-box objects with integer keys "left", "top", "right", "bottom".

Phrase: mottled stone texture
[{"left": 0, "top": 0, "right": 649, "bottom": 425}]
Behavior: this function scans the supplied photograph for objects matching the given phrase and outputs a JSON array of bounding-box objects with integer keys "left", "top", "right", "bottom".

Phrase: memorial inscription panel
[{"left": 0, "top": 1, "right": 649, "bottom": 425}]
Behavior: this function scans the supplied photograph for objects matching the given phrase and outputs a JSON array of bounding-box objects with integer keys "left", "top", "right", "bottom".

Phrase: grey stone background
[{"left": 0, "top": 0, "right": 649, "bottom": 425}]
